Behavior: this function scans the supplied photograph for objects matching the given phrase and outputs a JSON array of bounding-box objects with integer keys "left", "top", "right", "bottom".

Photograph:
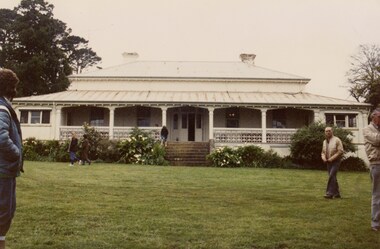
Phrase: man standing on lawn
[
  {"left": 0, "top": 69, "right": 23, "bottom": 249},
  {"left": 363, "top": 108, "right": 380, "bottom": 231},
  {"left": 321, "top": 126, "right": 344, "bottom": 199}
]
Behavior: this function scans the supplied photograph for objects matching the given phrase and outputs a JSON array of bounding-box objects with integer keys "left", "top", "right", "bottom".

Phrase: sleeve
[
  {"left": 321, "top": 141, "right": 326, "bottom": 161},
  {"left": 363, "top": 126, "right": 380, "bottom": 146},
  {"left": 0, "top": 111, "right": 20, "bottom": 161}
]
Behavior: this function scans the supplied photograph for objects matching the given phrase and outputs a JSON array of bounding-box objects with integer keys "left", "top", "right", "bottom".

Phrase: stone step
[{"left": 164, "top": 142, "right": 210, "bottom": 166}]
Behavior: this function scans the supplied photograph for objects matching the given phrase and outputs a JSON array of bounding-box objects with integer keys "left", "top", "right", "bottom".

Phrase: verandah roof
[{"left": 14, "top": 90, "right": 369, "bottom": 108}]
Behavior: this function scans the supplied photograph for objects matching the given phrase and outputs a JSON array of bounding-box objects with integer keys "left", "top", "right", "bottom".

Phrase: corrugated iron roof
[
  {"left": 14, "top": 90, "right": 368, "bottom": 107},
  {"left": 71, "top": 61, "right": 309, "bottom": 80}
]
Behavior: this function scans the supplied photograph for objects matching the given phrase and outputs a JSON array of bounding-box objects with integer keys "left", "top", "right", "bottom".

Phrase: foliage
[
  {"left": 117, "top": 128, "right": 162, "bottom": 165},
  {"left": 0, "top": 0, "right": 101, "bottom": 97},
  {"left": 96, "top": 139, "right": 120, "bottom": 163},
  {"left": 207, "top": 147, "right": 242, "bottom": 167},
  {"left": 22, "top": 137, "right": 69, "bottom": 162},
  {"left": 290, "top": 122, "right": 355, "bottom": 169},
  {"left": 340, "top": 156, "right": 368, "bottom": 172},
  {"left": 347, "top": 44, "right": 380, "bottom": 109},
  {"left": 237, "top": 145, "right": 265, "bottom": 167},
  {"left": 81, "top": 122, "right": 103, "bottom": 160}
]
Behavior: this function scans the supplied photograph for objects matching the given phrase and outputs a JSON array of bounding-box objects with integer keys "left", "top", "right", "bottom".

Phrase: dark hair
[
  {"left": 0, "top": 69, "right": 19, "bottom": 99},
  {"left": 83, "top": 134, "right": 88, "bottom": 139}
]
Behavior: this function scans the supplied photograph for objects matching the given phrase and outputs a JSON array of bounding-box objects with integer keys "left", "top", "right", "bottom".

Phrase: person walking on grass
[
  {"left": 321, "top": 126, "right": 343, "bottom": 199},
  {"left": 363, "top": 108, "right": 380, "bottom": 232},
  {"left": 80, "top": 134, "right": 91, "bottom": 165},
  {"left": 0, "top": 69, "right": 23, "bottom": 249},
  {"left": 68, "top": 132, "right": 79, "bottom": 166}
]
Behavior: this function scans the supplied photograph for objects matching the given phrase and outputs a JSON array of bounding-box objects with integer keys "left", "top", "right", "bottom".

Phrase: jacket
[
  {"left": 0, "top": 96, "right": 23, "bottom": 177},
  {"left": 363, "top": 122, "right": 380, "bottom": 165},
  {"left": 321, "top": 136, "right": 344, "bottom": 163}
]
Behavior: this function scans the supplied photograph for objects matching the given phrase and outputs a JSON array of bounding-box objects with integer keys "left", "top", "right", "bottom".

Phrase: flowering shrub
[
  {"left": 207, "top": 147, "right": 242, "bottom": 167},
  {"left": 23, "top": 137, "right": 69, "bottom": 162},
  {"left": 117, "top": 128, "right": 168, "bottom": 165},
  {"left": 208, "top": 145, "right": 285, "bottom": 168}
]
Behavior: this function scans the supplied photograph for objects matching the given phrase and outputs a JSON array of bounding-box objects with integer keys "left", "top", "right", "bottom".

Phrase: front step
[{"left": 165, "top": 142, "right": 211, "bottom": 166}]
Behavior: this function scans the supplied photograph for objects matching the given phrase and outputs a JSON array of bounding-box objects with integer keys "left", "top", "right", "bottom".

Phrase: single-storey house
[{"left": 13, "top": 54, "right": 371, "bottom": 160}]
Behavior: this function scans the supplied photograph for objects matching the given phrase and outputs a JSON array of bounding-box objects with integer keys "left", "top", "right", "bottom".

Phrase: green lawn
[{"left": 7, "top": 161, "right": 380, "bottom": 249}]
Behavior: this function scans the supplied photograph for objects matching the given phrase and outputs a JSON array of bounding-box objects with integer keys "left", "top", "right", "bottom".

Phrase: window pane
[
  {"left": 335, "top": 114, "right": 345, "bottom": 128},
  {"left": 348, "top": 114, "right": 357, "bottom": 127},
  {"left": 30, "top": 111, "right": 41, "bottom": 124},
  {"left": 325, "top": 114, "right": 334, "bottom": 126},
  {"left": 42, "top": 110, "right": 50, "bottom": 124},
  {"left": 20, "top": 111, "right": 28, "bottom": 124}
]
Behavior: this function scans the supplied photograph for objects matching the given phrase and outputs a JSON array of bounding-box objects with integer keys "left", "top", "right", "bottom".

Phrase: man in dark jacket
[{"left": 0, "top": 69, "right": 23, "bottom": 249}]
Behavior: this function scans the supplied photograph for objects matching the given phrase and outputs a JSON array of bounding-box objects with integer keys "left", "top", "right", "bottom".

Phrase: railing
[
  {"left": 214, "top": 128, "right": 263, "bottom": 143},
  {"left": 266, "top": 128, "right": 297, "bottom": 144},
  {"left": 214, "top": 128, "right": 297, "bottom": 144},
  {"left": 60, "top": 126, "right": 161, "bottom": 140}
]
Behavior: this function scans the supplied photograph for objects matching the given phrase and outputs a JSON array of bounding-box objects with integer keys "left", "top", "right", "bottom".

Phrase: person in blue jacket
[{"left": 0, "top": 69, "right": 23, "bottom": 249}]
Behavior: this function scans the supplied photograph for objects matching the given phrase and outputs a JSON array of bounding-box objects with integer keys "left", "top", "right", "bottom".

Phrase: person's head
[
  {"left": 371, "top": 108, "right": 380, "bottom": 126},
  {"left": 324, "top": 127, "right": 333, "bottom": 139},
  {"left": 83, "top": 134, "right": 88, "bottom": 139},
  {"left": 0, "top": 69, "right": 19, "bottom": 101},
  {"left": 71, "top": 132, "right": 76, "bottom": 138}
]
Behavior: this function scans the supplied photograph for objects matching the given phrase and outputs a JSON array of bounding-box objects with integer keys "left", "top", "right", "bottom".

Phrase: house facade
[{"left": 13, "top": 55, "right": 371, "bottom": 160}]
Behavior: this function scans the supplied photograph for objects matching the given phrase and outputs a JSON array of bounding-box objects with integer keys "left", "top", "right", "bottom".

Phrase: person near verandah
[
  {"left": 68, "top": 132, "right": 79, "bottom": 166},
  {"left": 363, "top": 108, "right": 380, "bottom": 231},
  {"left": 321, "top": 126, "right": 344, "bottom": 199},
  {"left": 0, "top": 69, "right": 23, "bottom": 249},
  {"left": 160, "top": 126, "right": 169, "bottom": 147},
  {"left": 80, "top": 134, "right": 91, "bottom": 165}
]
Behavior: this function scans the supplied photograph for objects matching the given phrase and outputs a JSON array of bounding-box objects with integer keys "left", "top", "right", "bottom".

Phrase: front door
[{"left": 188, "top": 113, "right": 195, "bottom": 141}]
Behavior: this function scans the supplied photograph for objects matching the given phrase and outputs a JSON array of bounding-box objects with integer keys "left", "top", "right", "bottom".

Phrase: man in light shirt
[{"left": 321, "top": 127, "right": 344, "bottom": 199}]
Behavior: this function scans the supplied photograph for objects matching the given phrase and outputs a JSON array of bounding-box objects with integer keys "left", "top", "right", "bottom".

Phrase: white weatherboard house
[{"left": 13, "top": 55, "right": 371, "bottom": 160}]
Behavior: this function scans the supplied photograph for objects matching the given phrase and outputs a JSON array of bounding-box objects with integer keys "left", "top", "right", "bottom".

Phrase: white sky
[{"left": 2, "top": 0, "right": 380, "bottom": 100}]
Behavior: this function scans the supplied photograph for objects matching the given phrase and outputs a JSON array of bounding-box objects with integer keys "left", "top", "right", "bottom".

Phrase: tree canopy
[
  {"left": 347, "top": 44, "right": 380, "bottom": 109},
  {"left": 0, "top": 0, "right": 101, "bottom": 97}
]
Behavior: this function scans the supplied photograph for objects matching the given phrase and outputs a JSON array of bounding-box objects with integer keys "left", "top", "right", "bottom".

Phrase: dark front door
[{"left": 188, "top": 113, "right": 195, "bottom": 141}]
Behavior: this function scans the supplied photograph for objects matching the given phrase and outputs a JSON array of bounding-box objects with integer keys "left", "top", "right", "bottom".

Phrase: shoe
[
  {"left": 69, "top": 163, "right": 74, "bottom": 167},
  {"left": 333, "top": 194, "right": 341, "bottom": 199},
  {"left": 324, "top": 194, "right": 333, "bottom": 199},
  {"left": 372, "top": 227, "right": 380, "bottom": 232}
]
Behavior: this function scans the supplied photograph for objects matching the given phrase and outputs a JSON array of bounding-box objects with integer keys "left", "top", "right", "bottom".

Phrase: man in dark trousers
[
  {"left": 0, "top": 69, "right": 23, "bottom": 249},
  {"left": 321, "top": 127, "right": 344, "bottom": 199}
]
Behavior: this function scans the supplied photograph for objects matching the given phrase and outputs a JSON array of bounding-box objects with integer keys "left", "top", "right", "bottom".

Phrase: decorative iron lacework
[{"left": 214, "top": 129, "right": 262, "bottom": 143}]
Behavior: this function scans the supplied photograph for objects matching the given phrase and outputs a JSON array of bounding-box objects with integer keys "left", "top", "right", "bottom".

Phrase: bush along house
[{"left": 13, "top": 54, "right": 371, "bottom": 165}]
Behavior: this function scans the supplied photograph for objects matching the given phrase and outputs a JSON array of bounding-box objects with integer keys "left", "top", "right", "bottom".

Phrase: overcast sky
[{"left": 2, "top": 0, "right": 380, "bottom": 100}]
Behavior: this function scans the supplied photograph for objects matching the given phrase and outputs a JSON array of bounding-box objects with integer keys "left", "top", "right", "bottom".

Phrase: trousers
[{"left": 0, "top": 177, "right": 16, "bottom": 236}]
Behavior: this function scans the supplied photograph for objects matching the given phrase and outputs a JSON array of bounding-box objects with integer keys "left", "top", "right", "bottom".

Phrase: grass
[{"left": 6, "top": 161, "right": 380, "bottom": 249}]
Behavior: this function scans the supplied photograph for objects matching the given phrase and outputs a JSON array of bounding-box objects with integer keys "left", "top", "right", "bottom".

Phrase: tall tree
[
  {"left": 0, "top": 0, "right": 101, "bottom": 96},
  {"left": 347, "top": 44, "right": 380, "bottom": 109}
]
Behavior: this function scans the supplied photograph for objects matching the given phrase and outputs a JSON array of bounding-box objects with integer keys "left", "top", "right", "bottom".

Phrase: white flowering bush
[
  {"left": 207, "top": 147, "right": 242, "bottom": 167},
  {"left": 117, "top": 128, "right": 168, "bottom": 165}
]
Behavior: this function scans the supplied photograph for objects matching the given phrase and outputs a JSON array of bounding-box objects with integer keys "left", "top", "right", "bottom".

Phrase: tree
[
  {"left": 290, "top": 122, "right": 355, "bottom": 169},
  {"left": 0, "top": 0, "right": 101, "bottom": 96},
  {"left": 347, "top": 44, "right": 380, "bottom": 109}
]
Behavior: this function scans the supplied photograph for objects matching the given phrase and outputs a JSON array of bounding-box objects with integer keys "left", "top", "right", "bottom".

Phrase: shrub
[
  {"left": 237, "top": 145, "right": 265, "bottom": 167},
  {"left": 96, "top": 139, "right": 120, "bottom": 163},
  {"left": 260, "top": 149, "right": 284, "bottom": 168},
  {"left": 340, "top": 156, "right": 368, "bottom": 172},
  {"left": 290, "top": 122, "right": 355, "bottom": 169},
  {"left": 117, "top": 127, "right": 167, "bottom": 165},
  {"left": 207, "top": 147, "right": 242, "bottom": 168}
]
